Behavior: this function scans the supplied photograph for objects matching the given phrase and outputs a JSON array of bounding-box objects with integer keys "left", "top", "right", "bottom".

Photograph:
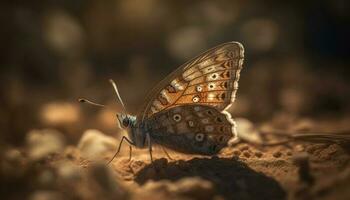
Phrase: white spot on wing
[{"left": 205, "top": 125, "right": 214, "bottom": 132}]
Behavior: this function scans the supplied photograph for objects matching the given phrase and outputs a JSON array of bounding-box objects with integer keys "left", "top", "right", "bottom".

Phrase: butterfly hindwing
[
  {"left": 139, "top": 42, "right": 244, "bottom": 120},
  {"left": 146, "top": 105, "right": 236, "bottom": 155}
]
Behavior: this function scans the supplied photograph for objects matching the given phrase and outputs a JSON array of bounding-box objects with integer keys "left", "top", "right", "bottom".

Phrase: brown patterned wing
[
  {"left": 138, "top": 42, "right": 244, "bottom": 121},
  {"left": 146, "top": 105, "right": 236, "bottom": 155}
]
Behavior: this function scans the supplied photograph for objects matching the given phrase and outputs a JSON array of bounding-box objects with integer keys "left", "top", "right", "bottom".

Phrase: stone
[
  {"left": 26, "top": 129, "right": 65, "bottom": 161},
  {"left": 243, "top": 151, "right": 251, "bottom": 158},
  {"left": 273, "top": 151, "right": 282, "bottom": 158},
  {"left": 37, "top": 169, "right": 56, "bottom": 187},
  {"left": 255, "top": 151, "right": 263, "bottom": 158},
  {"left": 29, "top": 191, "right": 62, "bottom": 200},
  {"left": 56, "top": 161, "right": 81, "bottom": 181},
  {"left": 235, "top": 118, "right": 263, "bottom": 144},
  {"left": 88, "top": 162, "right": 128, "bottom": 199},
  {"left": 172, "top": 177, "right": 215, "bottom": 200},
  {"left": 77, "top": 129, "right": 118, "bottom": 160},
  {"left": 137, "top": 177, "right": 216, "bottom": 200},
  {"left": 40, "top": 102, "right": 80, "bottom": 125}
]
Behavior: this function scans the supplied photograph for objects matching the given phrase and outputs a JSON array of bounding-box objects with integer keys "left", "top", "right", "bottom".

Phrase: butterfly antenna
[
  {"left": 109, "top": 79, "right": 127, "bottom": 113},
  {"left": 79, "top": 98, "right": 106, "bottom": 107}
]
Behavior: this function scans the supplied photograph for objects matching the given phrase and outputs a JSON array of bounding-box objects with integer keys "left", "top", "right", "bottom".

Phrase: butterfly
[{"left": 81, "top": 41, "right": 244, "bottom": 162}]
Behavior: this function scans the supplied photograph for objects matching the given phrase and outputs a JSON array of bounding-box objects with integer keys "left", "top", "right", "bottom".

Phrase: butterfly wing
[
  {"left": 146, "top": 105, "right": 236, "bottom": 155},
  {"left": 138, "top": 42, "right": 244, "bottom": 121}
]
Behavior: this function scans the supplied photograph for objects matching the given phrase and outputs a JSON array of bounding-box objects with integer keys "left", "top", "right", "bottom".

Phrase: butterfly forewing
[{"left": 138, "top": 42, "right": 244, "bottom": 120}]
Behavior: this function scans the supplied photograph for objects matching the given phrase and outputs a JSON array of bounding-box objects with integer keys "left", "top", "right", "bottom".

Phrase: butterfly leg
[
  {"left": 161, "top": 146, "right": 174, "bottom": 160},
  {"left": 128, "top": 145, "right": 133, "bottom": 161},
  {"left": 146, "top": 133, "right": 154, "bottom": 163},
  {"left": 108, "top": 136, "right": 134, "bottom": 164}
]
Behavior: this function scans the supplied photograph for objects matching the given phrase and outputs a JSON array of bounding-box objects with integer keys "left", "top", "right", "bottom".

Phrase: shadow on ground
[{"left": 135, "top": 157, "right": 286, "bottom": 200}]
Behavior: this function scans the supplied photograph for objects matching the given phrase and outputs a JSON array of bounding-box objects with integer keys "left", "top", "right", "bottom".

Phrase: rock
[
  {"left": 40, "top": 102, "right": 80, "bottom": 125},
  {"left": 37, "top": 169, "right": 56, "bottom": 187},
  {"left": 26, "top": 129, "right": 65, "bottom": 161},
  {"left": 29, "top": 191, "right": 63, "bottom": 200},
  {"left": 255, "top": 151, "right": 263, "bottom": 158},
  {"left": 243, "top": 151, "right": 251, "bottom": 158},
  {"left": 141, "top": 179, "right": 172, "bottom": 193},
  {"left": 233, "top": 150, "right": 241, "bottom": 156},
  {"left": 77, "top": 129, "right": 118, "bottom": 160},
  {"left": 172, "top": 177, "right": 215, "bottom": 200},
  {"left": 88, "top": 162, "right": 128, "bottom": 199},
  {"left": 135, "top": 180, "right": 173, "bottom": 200},
  {"left": 294, "top": 144, "right": 305, "bottom": 152},
  {"left": 4, "top": 148, "right": 23, "bottom": 162},
  {"left": 273, "top": 151, "right": 282, "bottom": 158},
  {"left": 239, "top": 145, "right": 249, "bottom": 151},
  {"left": 235, "top": 118, "right": 263, "bottom": 144},
  {"left": 319, "top": 144, "right": 339, "bottom": 160},
  {"left": 56, "top": 161, "right": 81, "bottom": 182},
  {"left": 137, "top": 177, "right": 216, "bottom": 200}
]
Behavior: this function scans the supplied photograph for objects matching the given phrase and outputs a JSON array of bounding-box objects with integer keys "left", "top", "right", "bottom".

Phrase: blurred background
[{"left": 1, "top": 0, "right": 350, "bottom": 147}]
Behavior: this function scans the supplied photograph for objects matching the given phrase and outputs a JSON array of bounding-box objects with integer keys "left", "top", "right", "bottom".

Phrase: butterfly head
[{"left": 116, "top": 113, "right": 136, "bottom": 129}]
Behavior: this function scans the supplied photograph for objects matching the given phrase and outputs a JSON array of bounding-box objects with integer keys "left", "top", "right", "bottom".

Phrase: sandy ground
[{"left": 1, "top": 125, "right": 350, "bottom": 200}]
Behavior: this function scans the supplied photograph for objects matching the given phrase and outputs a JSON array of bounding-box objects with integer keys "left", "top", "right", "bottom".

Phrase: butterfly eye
[
  {"left": 173, "top": 114, "right": 182, "bottom": 122},
  {"left": 122, "top": 118, "right": 130, "bottom": 127},
  {"left": 192, "top": 96, "right": 200, "bottom": 102},
  {"left": 195, "top": 133, "right": 205, "bottom": 142}
]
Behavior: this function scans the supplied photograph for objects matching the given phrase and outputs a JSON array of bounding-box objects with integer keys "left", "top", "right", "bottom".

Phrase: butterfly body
[{"left": 116, "top": 42, "right": 244, "bottom": 159}]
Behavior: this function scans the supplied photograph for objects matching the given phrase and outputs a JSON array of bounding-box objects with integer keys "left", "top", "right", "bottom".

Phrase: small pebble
[
  {"left": 40, "top": 102, "right": 80, "bottom": 125},
  {"left": 273, "top": 151, "right": 282, "bottom": 158},
  {"left": 88, "top": 162, "right": 128, "bottom": 198},
  {"left": 295, "top": 144, "right": 305, "bottom": 152},
  {"left": 319, "top": 144, "right": 338, "bottom": 160},
  {"left": 78, "top": 129, "right": 117, "bottom": 160},
  {"left": 254, "top": 151, "right": 263, "bottom": 158},
  {"left": 239, "top": 145, "right": 249, "bottom": 151},
  {"left": 306, "top": 144, "right": 328, "bottom": 154},
  {"left": 26, "top": 129, "right": 65, "bottom": 161},
  {"left": 235, "top": 118, "right": 263, "bottom": 144},
  {"left": 172, "top": 177, "right": 215, "bottom": 200},
  {"left": 37, "top": 169, "right": 56, "bottom": 187},
  {"left": 243, "top": 151, "right": 251, "bottom": 158},
  {"left": 56, "top": 161, "right": 81, "bottom": 181},
  {"left": 4, "top": 148, "right": 23, "bottom": 162},
  {"left": 141, "top": 180, "right": 172, "bottom": 193},
  {"left": 29, "top": 191, "right": 62, "bottom": 200},
  {"left": 233, "top": 150, "right": 241, "bottom": 156}
]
